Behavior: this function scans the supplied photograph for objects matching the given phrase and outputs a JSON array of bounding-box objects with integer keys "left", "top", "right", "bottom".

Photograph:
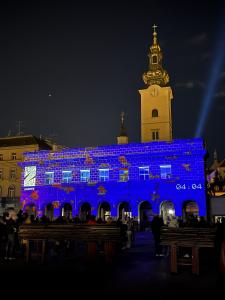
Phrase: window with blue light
[
  {"left": 160, "top": 165, "right": 171, "bottom": 179},
  {"left": 45, "top": 172, "right": 54, "bottom": 185},
  {"left": 99, "top": 169, "right": 109, "bottom": 181},
  {"left": 139, "top": 166, "right": 149, "bottom": 180},
  {"left": 62, "top": 171, "right": 72, "bottom": 183},
  {"left": 80, "top": 170, "right": 90, "bottom": 182},
  {"left": 119, "top": 169, "right": 129, "bottom": 182}
]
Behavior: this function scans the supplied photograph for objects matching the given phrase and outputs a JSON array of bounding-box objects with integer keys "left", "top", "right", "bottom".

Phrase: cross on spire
[{"left": 152, "top": 24, "right": 157, "bottom": 33}]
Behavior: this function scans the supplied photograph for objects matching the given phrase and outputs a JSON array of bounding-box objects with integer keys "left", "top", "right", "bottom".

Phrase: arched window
[
  {"left": 152, "top": 109, "right": 158, "bottom": 118},
  {"left": 8, "top": 185, "right": 15, "bottom": 198},
  {"left": 152, "top": 55, "right": 158, "bottom": 64}
]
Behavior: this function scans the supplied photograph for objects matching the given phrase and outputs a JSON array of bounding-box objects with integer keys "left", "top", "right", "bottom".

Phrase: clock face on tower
[
  {"left": 24, "top": 166, "right": 36, "bottom": 187},
  {"left": 150, "top": 87, "right": 158, "bottom": 97}
]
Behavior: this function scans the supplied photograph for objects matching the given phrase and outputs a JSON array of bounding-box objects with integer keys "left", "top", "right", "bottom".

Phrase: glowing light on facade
[{"left": 19, "top": 138, "right": 207, "bottom": 220}]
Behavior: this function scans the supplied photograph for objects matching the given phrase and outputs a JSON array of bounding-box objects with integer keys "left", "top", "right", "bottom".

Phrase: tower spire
[
  {"left": 142, "top": 25, "right": 169, "bottom": 86},
  {"left": 117, "top": 112, "right": 128, "bottom": 144}
]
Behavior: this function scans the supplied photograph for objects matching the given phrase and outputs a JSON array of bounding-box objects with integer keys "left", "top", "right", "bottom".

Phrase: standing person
[
  {"left": 5, "top": 210, "right": 18, "bottom": 260},
  {"left": 151, "top": 215, "right": 164, "bottom": 256}
]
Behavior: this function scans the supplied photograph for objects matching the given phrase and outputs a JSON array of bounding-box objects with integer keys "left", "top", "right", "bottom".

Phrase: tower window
[
  {"left": 152, "top": 55, "right": 158, "bottom": 64},
  {"left": 0, "top": 154, "right": 3, "bottom": 161},
  {"left": 152, "top": 131, "right": 159, "bottom": 140},
  {"left": 152, "top": 109, "right": 158, "bottom": 118}
]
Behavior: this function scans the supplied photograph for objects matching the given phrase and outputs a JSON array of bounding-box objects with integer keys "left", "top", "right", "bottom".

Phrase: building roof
[{"left": 0, "top": 135, "right": 52, "bottom": 149}]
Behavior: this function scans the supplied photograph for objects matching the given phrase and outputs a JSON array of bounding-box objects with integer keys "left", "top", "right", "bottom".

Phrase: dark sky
[{"left": 0, "top": 1, "right": 225, "bottom": 162}]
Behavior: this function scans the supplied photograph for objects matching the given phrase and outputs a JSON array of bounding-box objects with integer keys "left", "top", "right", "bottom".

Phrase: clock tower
[{"left": 139, "top": 25, "right": 173, "bottom": 142}]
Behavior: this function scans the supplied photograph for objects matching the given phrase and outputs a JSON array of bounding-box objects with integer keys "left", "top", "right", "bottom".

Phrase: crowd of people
[{"left": 0, "top": 209, "right": 137, "bottom": 260}]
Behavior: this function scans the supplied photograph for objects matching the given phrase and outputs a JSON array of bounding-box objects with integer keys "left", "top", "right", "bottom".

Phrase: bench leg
[
  {"left": 170, "top": 245, "right": 177, "bottom": 273},
  {"left": 41, "top": 240, "right": 46, "bottom": 264},
  {"left": 104, "top": 241, "right": 115, "bottom": 265},
  {"left": 25, "top": 240, "right": 29, "bottom": 263},
  {"left": 192, "top": 246, "right": 199, "bottom": 275},
  {"left": 87, "top": 242, "right": 97, "bottom": 261}
]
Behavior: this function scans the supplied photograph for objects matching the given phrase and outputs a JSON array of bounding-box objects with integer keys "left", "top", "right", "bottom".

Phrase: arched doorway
[
  {"left": 79, "top": 202, "right": 91, "bottom": 222},
  {"left": 118, "top": 201, "right": 131, "bottom": 221},
  {"left": 183, "top": 201, "right": 199, "bottom": 222},
  {"left": 62, "top": 203, "right": 72, "bottom": 220},
  {"left": 160, "top": 201, "right": 175, "bottom": 225},
  {"left": 45, "top": 203, "right": 54, "bottom": 221},
  {"left": 139, "top": 201, "right": 153, "bottom": 231},
  {"left": 24, "top": 203, "right": 37, "bottom": 217},
  {"left": 98, "top": 201, "right": 111, "bottom": 221}
]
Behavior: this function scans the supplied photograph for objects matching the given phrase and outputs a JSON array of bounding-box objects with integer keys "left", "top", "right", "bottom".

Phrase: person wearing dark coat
[{"left": 151, "top": 215, "right": 164, "bottom": 256}]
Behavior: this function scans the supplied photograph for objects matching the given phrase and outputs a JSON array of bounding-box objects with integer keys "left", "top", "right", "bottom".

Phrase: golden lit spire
[
  {"left": 142, "top": 25, "right": 169, "bottom": 86},
  {"left": 119, "top": 111, "right": 127, "bottom": 137}
]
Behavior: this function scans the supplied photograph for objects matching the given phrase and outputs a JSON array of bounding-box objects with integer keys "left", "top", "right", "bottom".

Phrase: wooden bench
[
  {"left": 18, "top": 223, "right": 122, "bottom": 264},
  {"left": 160, "top": 227, "right": 216, "bottom": 275}
]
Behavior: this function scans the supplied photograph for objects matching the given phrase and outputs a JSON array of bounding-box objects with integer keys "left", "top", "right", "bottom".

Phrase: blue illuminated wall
[{"left": 19, "top": 138, "right": 207, "bottom": 220}]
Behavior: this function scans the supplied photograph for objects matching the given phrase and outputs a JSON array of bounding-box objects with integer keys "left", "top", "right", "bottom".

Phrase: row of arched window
[{"left": 0, "top": 185, "right": 16, "bottom": 198}]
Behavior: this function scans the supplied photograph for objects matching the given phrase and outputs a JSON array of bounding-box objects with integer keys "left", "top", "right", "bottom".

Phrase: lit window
[
  {"left": 139, "top": 166, "right": 149, "bottom": 180},
  {"left": 10, "top": 169, "right": 16, "bottom": 180},
  {"left": 80, "top": 170, "right": 90, "bottom": 182},
  {"left": 152, "top": 131, "right": 159, "bottom": 140},
  {"left": 8, "top": 185, "right": 15, "bottom": 198},
  {"left": 99, "top": 169, "right": 109, "bottom": 181},
  {"left": 119, "top": 169, "right": 129, "bottom": 182},
  {"left": 12, "top": 153, "right": 16, "bottom": 160},
  {"left": 0, "top": 154, "right": 3, "bottom": 161},
  {"left": 45, "top": 172, "right": 54, "bottom": 185},
  {"left": 152, "top": 109, "right": 158, "bottom": 118},
  {"left": 62, "top": 171, "right": 72, "bottom": 183},
  {"left": 160, "top": 165, "right": 171, "bottom": 179}
]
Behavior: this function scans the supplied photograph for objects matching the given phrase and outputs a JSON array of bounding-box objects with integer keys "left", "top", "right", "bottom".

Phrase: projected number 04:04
[{"left": 176, "top": 183, "right": 202, "bottom": 190}]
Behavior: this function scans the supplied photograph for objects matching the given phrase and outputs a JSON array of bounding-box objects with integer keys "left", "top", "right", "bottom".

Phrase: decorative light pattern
[{"left": 19, "top": 138, "right": 207, "bottom": 220}]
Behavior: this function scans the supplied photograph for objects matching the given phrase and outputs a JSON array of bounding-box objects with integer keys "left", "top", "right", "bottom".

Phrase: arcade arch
[
  {"left": 79, "top": 202, "right": 91, "bottom": 222},
  {"left": 98, "top": 201, "right": 111, "bottom": 221},
  {"left": 160, "top": 201, "right": 175, "bottom": 225}
]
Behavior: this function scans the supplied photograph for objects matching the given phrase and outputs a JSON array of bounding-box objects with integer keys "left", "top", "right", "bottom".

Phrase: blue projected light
[
  {"left": 19, "top": 138, "right": 207, "bottom": 222},
  {"left": 195, "top": 20, "right": 225, "bottom": 137}
]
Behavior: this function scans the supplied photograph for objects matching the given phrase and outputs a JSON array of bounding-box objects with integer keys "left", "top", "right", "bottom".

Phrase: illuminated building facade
[{"left": 19, "top": 138, "right": 207, "bottom": 223}]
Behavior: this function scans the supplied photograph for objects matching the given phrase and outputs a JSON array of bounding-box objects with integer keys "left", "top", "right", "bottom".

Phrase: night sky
[{"left": 1, "top": 1, "right": 225, "bottom": 163}]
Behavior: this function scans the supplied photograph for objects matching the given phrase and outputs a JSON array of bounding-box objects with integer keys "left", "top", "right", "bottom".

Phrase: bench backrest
[
  {"left": 160, "top": 227, "right": 216, "bottom": 247},
  {"left": 18, "top": 224, "right": 121, "bottom": 242}
]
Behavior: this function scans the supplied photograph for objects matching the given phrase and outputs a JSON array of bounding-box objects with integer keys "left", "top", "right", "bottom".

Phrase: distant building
[
  {"left": 206, "top": 150, "right": 225, "bottom": 223},
  {"left": 18, "top": 27, "right": 207, "bottom": 225},
  {"left": 0, "top": 135, "right": 58, "bottom": 215}
]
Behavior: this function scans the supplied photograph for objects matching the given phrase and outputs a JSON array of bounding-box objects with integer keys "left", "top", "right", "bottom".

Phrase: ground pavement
[{"left": 0, "top": 231, "right": 222, "bottom": 299}]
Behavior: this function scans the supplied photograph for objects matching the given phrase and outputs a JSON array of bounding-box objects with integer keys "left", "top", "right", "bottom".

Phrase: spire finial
[
  {"left": 152, "top": 24, "right": 158, "bottom": 44},
  {"left": 153, "top": 24, "right": 157, "bottom": 33}
]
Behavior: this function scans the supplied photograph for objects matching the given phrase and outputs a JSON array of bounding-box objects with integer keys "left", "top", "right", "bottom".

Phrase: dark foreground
[{"left": 1, "top": 231, "right": 224, "bottom": 299}]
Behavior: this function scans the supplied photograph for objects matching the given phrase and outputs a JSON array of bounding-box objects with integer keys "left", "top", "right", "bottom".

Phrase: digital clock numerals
[{"left": 176, "top": 183, "right": 202, "bottom": 190}]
